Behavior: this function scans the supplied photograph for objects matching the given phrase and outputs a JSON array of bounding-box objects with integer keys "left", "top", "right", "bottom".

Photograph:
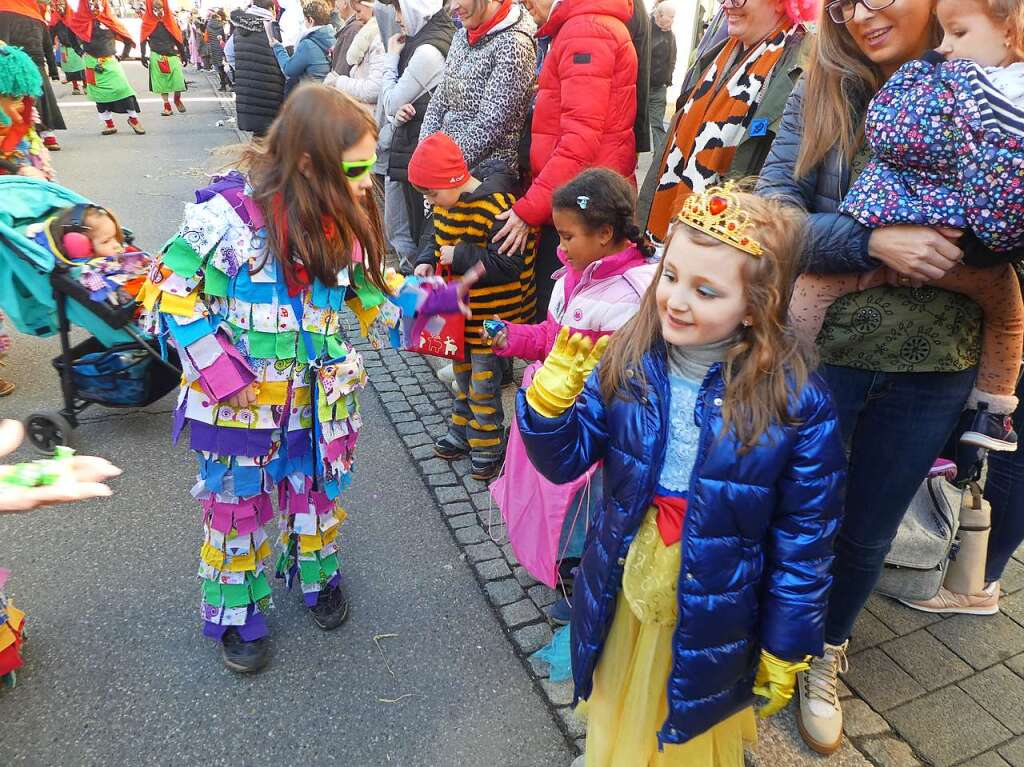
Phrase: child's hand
[
  {"left": 753, "top": 650, "right": 810, "bottom": 719},
  {"left": 439, "top": 246, "right": 455, "bottom": 266},
  {"left": 223, "top": 383, "right": 259, "bottom": 409},
  {"left": 454, "top": 262, "right": 485, "bottom": 317},
  {"left": 414, "top": 264, "right": 434, "bottom": 278},
  {"left": 483, "top": 316, "right": 509, "bottom": 350},
  {"left": 526, "top": 328, "right": 609, "bottom": 418}
]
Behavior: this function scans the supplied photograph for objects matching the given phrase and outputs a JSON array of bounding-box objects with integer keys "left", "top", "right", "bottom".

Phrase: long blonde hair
[
  {"left": 598, "top": 191, "right": 813, "bottom": 452},
  {"left": 795, "top": 0, "right": 941, "bottom": 177}
]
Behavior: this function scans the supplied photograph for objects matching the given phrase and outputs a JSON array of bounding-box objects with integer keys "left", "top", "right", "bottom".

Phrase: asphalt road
[{"left": 0, "top": 63, "right": 571, "bottom": 766}]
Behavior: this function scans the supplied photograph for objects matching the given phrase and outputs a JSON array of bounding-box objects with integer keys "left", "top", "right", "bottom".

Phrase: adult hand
[
  {"left": 323, "top": 70, "right": 338, "bottom": 88},
  {"left": 387, "top": 33, "right": 406, "bottom": 56},
  {"left": 493, "top": 208, "right": 530, "bottom": 255},
  {"left": 414, "top": 264, "right": 434, "bottom": 278},
  {"left": 0, "top": 420, "right": 122, "bottom": 513},
  {"left": 224, "top": 383, "right": 259, "bottom": 409},
  {"left": 395, "top": 103, "right": 416, "bottom": 124},
  {"left": 439, "top": 245, "right": 455, "bottom": 266},
  {"left": 867, "top": 225, "right": 963, "bottom": 283}
]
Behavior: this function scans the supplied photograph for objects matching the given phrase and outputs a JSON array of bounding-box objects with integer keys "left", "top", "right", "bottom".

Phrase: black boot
[
  {"left": 310, "top": 583, "right": 350, "bottom": 630},
  {"left": 220, "top": 628, "right": 270, "bottom": 673}
]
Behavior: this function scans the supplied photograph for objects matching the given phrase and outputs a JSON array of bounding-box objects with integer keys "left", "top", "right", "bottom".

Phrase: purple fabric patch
[
  {"left": 188, "top": 421, "right": 276, "bottom": 457},
  {"left": 201, "top": 606, "right": 269, "bottom": 641},
  {"left": 191, "top": 335, "right": 257, "bottom": 401},
  {"left": 286, "top": 428, "right": 311, "bottom": 458},
  {"left": 171, "top": 398, "right": 187, "bottom": 444}
]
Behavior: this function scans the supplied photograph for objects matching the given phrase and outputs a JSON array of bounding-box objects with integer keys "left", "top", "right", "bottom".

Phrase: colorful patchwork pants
[
  {"left": 446, "top": 347, "right": 505, "bottom": 462},
  {"left": 198, "top": 474, "right": 346, "bottom": 641}
]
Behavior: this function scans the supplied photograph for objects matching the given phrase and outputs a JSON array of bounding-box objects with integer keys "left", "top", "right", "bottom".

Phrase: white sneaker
[
  {"left": 437, "top": 362, "right": 458, "bottom": 393},
  {"left": 900, "top": 581, "right": 1000, "bottom": 615},
  {"left": 797, "top": 640, "right": 849, "bottom": 755}
]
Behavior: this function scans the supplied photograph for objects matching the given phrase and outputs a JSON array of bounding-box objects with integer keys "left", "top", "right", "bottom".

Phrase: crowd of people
[{"left": 0, "top": 0, "right": 1023, "bottom": 765}]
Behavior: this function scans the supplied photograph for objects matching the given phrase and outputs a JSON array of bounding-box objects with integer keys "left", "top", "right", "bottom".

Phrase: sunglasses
[
  {"left": 825, "top": 0, "right": 896, "bottom": 24},
  {"left": 341, "top": 153, "right": 377, "bottom": 180}
]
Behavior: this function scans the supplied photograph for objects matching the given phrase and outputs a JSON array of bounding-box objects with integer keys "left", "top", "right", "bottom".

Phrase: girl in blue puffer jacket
[{"left": 517, "top": 185, "right": 847, "bottom": 766}]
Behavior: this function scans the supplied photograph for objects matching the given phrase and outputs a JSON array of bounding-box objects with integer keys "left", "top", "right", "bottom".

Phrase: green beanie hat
[{"left": 0, "top": 42, "right": 43, "bottom": 100}]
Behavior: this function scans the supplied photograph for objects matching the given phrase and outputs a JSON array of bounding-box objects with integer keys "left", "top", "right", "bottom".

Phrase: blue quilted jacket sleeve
[
  {"left": 515, "top": 372, "right": 610, "bottom": 486},
  {"left": 760, "top": 377, "right": 847, "bottom": 661},
  {"left": 756, "top": 80, "right": 878, "bottom": 275}
]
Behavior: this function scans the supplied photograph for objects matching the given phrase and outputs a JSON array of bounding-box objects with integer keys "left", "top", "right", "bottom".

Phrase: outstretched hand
[
  {"left": 0, "top": 420, "right": 122, "bottom": 513},
  {"left": 526, "top": 328, "right": 609, "bottom": 418},
  {"left": 454, "top": 262, "right": 485, "bottom": 317}
]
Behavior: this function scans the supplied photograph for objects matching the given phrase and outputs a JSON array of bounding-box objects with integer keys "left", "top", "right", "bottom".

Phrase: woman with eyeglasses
[
  {"left": 639, "top": 0, "right": 817, "bottom": 249},
  {"left": 758, "top": 0, "right": 988, "bottom": 753},
  {"left": 141, "top": 85, "right": 481, "bottom": 673}
]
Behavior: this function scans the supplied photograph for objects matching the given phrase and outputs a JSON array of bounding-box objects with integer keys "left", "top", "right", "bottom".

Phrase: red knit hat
[{"left": 408, "top": 132, "right": 470, "bottom": 190}]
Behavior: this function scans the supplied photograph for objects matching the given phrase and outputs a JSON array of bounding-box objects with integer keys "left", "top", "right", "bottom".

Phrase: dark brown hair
[
  {"left": 237, "top": 85, "right": 386, "bottom": 292},
  {"left": 598, "top": 190, "right": 813, "bottom": 452}
]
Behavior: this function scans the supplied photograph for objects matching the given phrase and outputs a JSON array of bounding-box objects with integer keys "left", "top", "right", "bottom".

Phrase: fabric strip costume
[{"left": 140, "top": 171, "right": 464, "bottom": 639}]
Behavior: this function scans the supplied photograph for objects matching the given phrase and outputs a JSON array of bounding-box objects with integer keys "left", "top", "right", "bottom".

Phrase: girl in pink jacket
[{"left": 489, "top": 168, "right": 655, "bottom": 624}]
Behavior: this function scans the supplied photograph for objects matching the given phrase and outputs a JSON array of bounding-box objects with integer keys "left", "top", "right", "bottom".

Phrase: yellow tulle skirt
[{"left": 576, "top": 509, "right": 756, "bottom": 767}]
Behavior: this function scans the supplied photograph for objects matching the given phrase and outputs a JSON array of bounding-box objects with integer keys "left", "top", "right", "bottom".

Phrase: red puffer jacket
[{"left": 514, "top": 0, "right": 637, "bottom": 226}]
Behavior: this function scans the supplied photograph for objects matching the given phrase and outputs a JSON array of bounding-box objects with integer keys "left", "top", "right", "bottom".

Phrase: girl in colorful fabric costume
[
  {"left": 67, "top": 0, "right": 145, "bottom": 135},
  {"left": 139, "top": 0, "right": 188, "bottom": 117},
  {"left": 141, "top": 84, "right": 481, "bottom": 673},
  {"left": 517, "top": 186, "right": 846, "bottom": 766}
]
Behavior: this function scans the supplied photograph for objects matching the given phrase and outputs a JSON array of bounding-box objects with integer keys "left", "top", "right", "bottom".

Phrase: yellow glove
[
  {"left": 753, "top": 650, "right": 810, "bottom": 718},
  {"left": 526, "top": 327, "right": 609, "bottom": 419}
]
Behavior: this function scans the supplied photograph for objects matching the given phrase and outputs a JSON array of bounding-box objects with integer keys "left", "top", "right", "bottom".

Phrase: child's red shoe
[
  {"left": 127, "top": 117, "right": 146, "bottom": 135},
  {"left": 101, "top": 119, "right": 116, "bottom": 135},
  {"left": 161, "top": 102, "right": 172, "bottom": 116},
  {"left": 42, "top": 135, "right": 60, "bottom": 151}
]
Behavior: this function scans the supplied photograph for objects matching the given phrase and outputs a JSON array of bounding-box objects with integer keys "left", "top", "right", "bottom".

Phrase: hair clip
[{"left": 577, "top": 196, "right": 590, "bottom": 210}]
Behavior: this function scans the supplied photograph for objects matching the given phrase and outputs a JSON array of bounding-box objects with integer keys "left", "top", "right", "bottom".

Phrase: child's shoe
[
  {"left": 220, "top": 628, "right": 270, "bottom": 673},
  {"left": 900, "top": 581, "right": 1000, "bottom": 615},
  {"left": 961, "top": 403, "right": 1018, "bottom": 452},
  {"left": 434, "top": 434, "right": 468, "bottom": 461},
  {"left": 174, "top": 97, "right": 187, "bottom": 113},
  {"left": 310, "top": 582, "right": 349, "bottom": 630},
  {"left": 101, "top": 119, "right": 116, "bottom": 135},
  {"left": 71, "top": 84, "right": 82, "bottom": 95},
  {"left": 161, "top": 102, "right": 172, "bottom": 116},
  {"left": 547, "top": 596, "right": 572, "bottom": 626},
  {"left": 471, "top": 454, "right": 503, "bottom": 482},
  {"left": 42, "top": 135, "right": 60, "bottom": 151},
  {"left": 797, "top": 640, "right": 848, "bottom": 755},
  {"left": 128, "top": 116, "right": 146, "bottom": 135}
]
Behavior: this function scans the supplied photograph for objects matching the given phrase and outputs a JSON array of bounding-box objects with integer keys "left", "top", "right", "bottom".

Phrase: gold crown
[{"left": 676, "top": 183, "right": 763, "bottom": 257}]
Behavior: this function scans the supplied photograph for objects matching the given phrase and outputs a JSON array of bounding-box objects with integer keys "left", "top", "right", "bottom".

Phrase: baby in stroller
[{"left": 27, "top": 203, "right": 151, "bottom": 307}]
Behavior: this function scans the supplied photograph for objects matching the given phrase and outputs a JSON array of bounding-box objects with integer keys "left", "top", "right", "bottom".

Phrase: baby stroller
[{"left": 0, "top": 177, "right": 181, "bottom": 454}]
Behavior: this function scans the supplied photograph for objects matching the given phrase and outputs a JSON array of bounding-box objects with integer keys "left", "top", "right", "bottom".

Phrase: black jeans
[{"left": 822, "top": 364, "right": 976, "bottom": 645}]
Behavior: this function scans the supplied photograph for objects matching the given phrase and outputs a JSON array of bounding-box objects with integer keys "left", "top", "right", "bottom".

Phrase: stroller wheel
[{"left": 25, "top": 412, "right": 75, "bottom": 455}]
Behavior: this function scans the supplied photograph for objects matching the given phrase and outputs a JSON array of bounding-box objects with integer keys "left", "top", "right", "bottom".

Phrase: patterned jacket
[
  {"left": 841, "top": 52, "right": 1024, "bottom": 254},
  {"left": 418, "top": 4, "right": 536, "bottom": 175}
]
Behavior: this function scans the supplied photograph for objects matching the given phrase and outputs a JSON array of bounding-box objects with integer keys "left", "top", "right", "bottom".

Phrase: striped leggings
[{"left": 448, "top": 347, "right": 505, "bottom": 461}]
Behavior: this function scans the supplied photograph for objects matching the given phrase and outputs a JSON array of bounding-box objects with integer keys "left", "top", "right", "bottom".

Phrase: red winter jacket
[{"left": 514, "top": 0, "right": 638, "bottom": 227}]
